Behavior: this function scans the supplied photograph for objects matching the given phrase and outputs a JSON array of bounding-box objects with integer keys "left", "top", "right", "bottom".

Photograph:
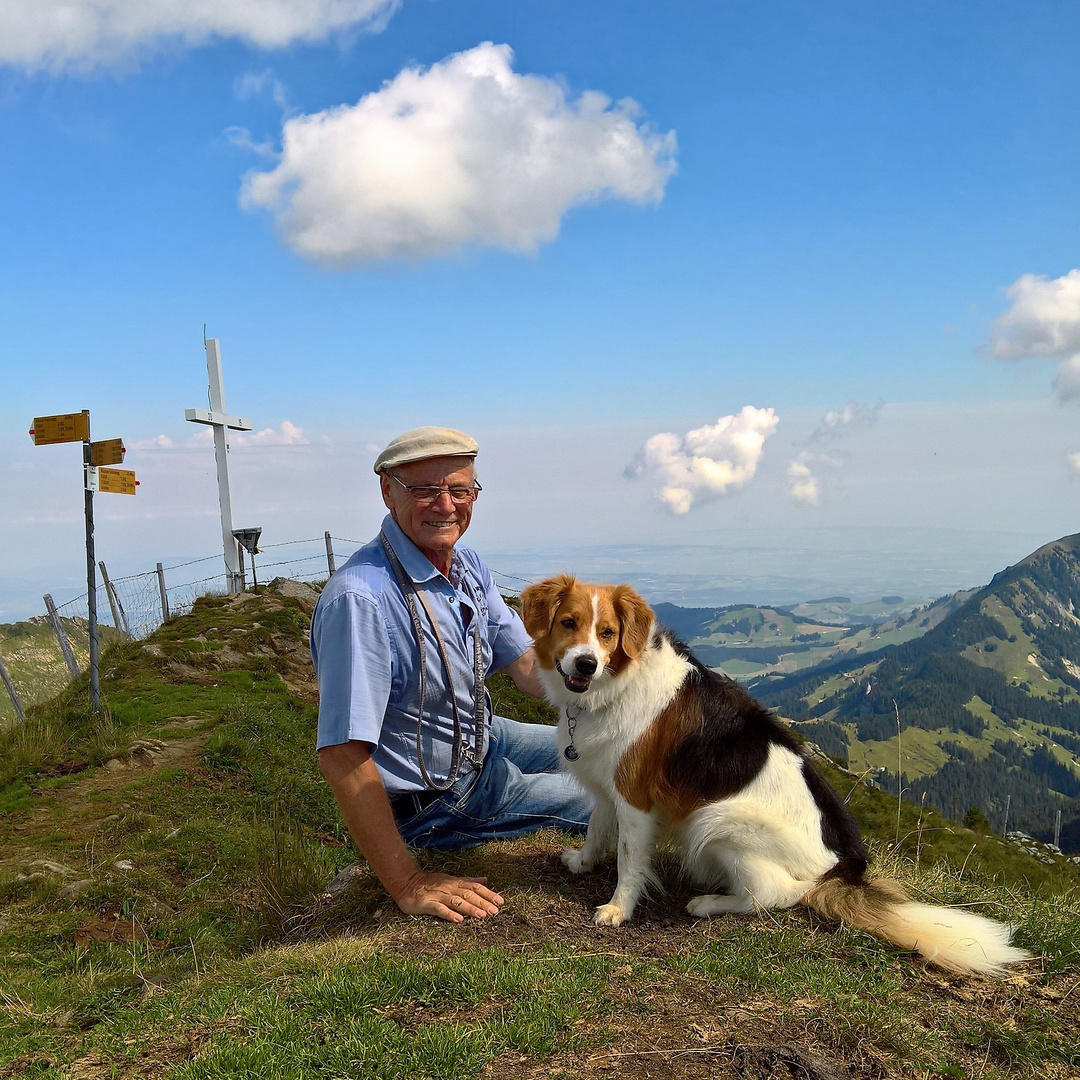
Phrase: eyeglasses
[{"left": 389, "top": 471, "right": 482, "bottom": 504}]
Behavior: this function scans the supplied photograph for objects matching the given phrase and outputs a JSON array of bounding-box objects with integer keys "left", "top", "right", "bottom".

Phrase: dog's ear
[
  {"left": 521, "top": 574, "right": 576, "bottom": 638},
  {"left": 612, "top": 584, "right": 654, "bottom": 661}
]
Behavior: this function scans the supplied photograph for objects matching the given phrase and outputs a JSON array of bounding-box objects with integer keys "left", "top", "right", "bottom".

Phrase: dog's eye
[
  {"left": 560, "top": 618, "right": 576, "bottom": 629},
  {"left": 600, "top": 628, "right": 616, "bottom": 639}
]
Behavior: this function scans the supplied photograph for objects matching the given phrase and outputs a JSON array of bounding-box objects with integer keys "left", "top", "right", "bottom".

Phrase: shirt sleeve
[
  {"left": 476, "top": 561, "right": 533, "bottom": 672},
  {"left": 310, "top": 590, "right": 393, "bottom": 751}
]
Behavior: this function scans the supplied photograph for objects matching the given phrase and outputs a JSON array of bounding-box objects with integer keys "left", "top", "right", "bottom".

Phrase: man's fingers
[{"left": 396, "top": 872, "right": 503, "bottom": 921}]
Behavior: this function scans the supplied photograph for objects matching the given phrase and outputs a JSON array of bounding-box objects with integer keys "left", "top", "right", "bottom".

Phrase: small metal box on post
[
  {"left": 29, "top": 411, "right": 137, "bottom": 714},
  {"left": 233, "top": 528, "right": 263, "bottom": 589}
]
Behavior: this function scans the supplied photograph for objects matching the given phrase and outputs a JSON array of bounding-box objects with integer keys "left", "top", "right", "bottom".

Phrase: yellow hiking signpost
[
  {"left": 29, "top": 411, "right": 91, "bottom": 445},
  {"left": 87, "top": 467, "right": 138, "bottom": 495},
  {"left": 89, "top": 438, "right": 125, "bottom": 467},
  {"left": 28, "top": 410, "right": 138, "bottom": 713}
]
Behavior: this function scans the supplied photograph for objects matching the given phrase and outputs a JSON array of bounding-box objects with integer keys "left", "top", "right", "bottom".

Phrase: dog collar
[{"left": 563, "top": 702, "right": 586, "bottom": 761}]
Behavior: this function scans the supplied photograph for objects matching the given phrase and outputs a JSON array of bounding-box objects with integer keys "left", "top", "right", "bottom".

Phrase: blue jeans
[{"left": 396, "top": 716, "right": 592, "bottom": 850}]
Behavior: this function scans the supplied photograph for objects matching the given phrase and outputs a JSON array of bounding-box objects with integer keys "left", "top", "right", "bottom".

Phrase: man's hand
[
  {"left": 394, "top": 870, "right": 504, "bottom": 923},
  {"left": 319, "top": 740, "right": 505, "bottom": 925}
]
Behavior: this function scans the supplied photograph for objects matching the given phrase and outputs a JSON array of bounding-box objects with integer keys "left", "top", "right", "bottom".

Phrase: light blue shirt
[{"left": 310, "top": 514, "right": 532, "bottom": 794}]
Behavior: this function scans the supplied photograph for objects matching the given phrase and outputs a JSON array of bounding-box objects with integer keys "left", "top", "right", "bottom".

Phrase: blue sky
[{"left": 2, "top": 1, "right": 1080, "bottom": 620}]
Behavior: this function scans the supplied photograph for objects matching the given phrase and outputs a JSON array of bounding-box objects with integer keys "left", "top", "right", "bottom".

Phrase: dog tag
[{"left": 564, "top": 745, "right": 579, "bottom": 761}]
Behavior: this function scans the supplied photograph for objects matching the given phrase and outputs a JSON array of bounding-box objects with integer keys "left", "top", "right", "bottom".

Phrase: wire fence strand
[{"left": 15, "top": 531, "right": 528, "bottom": 710}]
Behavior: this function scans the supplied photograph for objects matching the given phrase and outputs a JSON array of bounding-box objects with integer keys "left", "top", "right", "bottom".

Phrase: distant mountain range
[{"left": 740, "top": 534, "right": 1080, "bottom": 853}]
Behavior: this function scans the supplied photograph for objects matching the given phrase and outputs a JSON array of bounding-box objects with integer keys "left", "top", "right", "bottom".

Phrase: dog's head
[{"left": 521, "top": 574, "right": 655, "bottom": 694}]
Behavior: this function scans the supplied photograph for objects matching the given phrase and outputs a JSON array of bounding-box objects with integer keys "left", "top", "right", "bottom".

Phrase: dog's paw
[
  {"left": 593, "top": 903, "right": 629, "bottom": 927},
  {"left": 561, "top": 848, "right": 593, "bottom": 874},
  {"left": 686, "top": 893, "right": 741, "bottom": 917}
]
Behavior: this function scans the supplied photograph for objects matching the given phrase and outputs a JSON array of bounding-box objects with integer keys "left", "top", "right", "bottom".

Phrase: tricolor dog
[{"left": 521, "top": 574, "right": 1028, "bottom": 976}]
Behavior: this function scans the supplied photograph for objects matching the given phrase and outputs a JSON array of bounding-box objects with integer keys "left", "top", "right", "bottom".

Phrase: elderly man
[{"left": 312, "top": 427, "right": 590, "bottom": 923}]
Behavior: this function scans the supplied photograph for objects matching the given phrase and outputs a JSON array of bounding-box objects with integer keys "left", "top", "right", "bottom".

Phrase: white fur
[
  {"left": 678, "top": 744, "right": 834, "bottom": 912},
  {"left": 541, "top": 630, "right": 689, "bottom": 924}
]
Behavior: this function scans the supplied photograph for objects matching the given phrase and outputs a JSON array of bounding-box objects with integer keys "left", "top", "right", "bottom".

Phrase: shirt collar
[{"left": 381, "top": 513, "right": 461, "bottom": 585}]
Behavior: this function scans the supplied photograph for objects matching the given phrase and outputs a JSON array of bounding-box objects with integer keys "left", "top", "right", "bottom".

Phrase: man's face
[{"left": 380, "top": 456, "right": 477, "bottom": 567}]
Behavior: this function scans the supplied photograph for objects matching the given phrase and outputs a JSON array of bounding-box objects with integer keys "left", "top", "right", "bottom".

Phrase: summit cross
[{"left": 185, "top": 337, "right": 252, "bottom": 594}]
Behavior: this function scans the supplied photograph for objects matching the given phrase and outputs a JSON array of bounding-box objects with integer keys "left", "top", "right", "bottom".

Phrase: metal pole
[
  {"left": 83, "top": 428, "right": 100, "bottom": 713},
  {"left": 43, "top": 593, "right": 80, "bottom": 679},
  {"left": 1002, "top": 793, "right": 1011, "bottom": 836},
  {"left": 1054, "top": 809, "right": 1062, "bottom": 849},
  {"left": 0, "top": 654, "right": 25, "bottom": 723},
  {"left": 156, "top": 563, "right": 171, "bottom": 624},
  {"left": 325, "top": 531, "right": 336, "bottom": 576},
  {"left": 98, "top": 561, "right": 128, "bottom": 638}
]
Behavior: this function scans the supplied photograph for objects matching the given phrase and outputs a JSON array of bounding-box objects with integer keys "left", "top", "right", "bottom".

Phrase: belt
[{"left": 389, "top": 789, "right": 443, "bottom": 819}]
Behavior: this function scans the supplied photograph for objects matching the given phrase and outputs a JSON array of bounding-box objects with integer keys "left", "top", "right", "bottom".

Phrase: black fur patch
[
  {"left": 664, "top": 632, "right": 806, "bottom": 802},
  {"left": 661, "top": 631, "right": 868, "bottom": 871},
  {"left": 801, "top": 760, "right": 867, "bottom": 866}
]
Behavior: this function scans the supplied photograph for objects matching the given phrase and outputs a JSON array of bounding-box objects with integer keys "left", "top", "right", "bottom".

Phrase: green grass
[{"left": 1, "top": 585, "right": 1078, "bottom": 1080}]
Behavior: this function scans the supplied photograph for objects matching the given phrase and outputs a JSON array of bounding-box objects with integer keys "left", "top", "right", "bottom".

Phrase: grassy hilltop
[{"left": 1, "top": 582, "right": 1079, "bottom": 1079}]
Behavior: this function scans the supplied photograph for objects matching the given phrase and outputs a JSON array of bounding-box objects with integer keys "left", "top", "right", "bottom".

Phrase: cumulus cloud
[
  {"left": 626, "top": 406, "right": 779, "bottom": 515},
  {"left": 988, "top": 269, "right": 1080, "bottom": 403},
  {"left": 787, "top": 458, "right": 820, "bottom": 505},
  {"left": 240, "top": 41, "right": 677, "bottom": 265},
  {"left": 237, "top": 420, "right": 309, "bottom": 446},
  {"left": 131, "top": 421, "right": 311, "bottom": 451},
  {"left": 787, "top": 399, "right": 883, "bottom": 504},
  {"left": 0, "top": 0, "right": 400, "bottom": 73}
]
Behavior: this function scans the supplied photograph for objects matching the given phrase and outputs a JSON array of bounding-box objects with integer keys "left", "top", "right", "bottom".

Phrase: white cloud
[
  {"left": 626, "top": 406, "right": 779, "bottom": 515},
  {"left": 988, "top": 269, "right": 1080, "bottom": 403},
  {"left": 237, "top": 420, "right": 309, "bottom": 446},
  {"left": 786, "top": 399, "right": 883, "bottom": 504},
  {"left": 131, "top": 420, "right": 310, "bottom": 450},
  {"left": 1052, "top": 356, "right": 1080, "bottom": 403},
  {"left": 240, "top": 41, "right": 677, "bottom": 265},
  {"left": 814, "top": 400, "right": 883, "bottom": 439},
  {"left": 130, "top": 434, "right": 176, "bottom": 451},
  {"left": 235, "top": 69, "right": 291, "bottom": 111},
  {"left": 0, "top": 0, "right": 400, "bottom": 73},
  {"left": 787, "top": 457, "right": 820, "bottom": 504},
  {"left": 1067, "top": 451, "right": 1080, "bottom": 476}
]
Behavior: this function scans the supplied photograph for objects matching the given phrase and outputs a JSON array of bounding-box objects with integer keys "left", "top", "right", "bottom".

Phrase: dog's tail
[{"left": 801, "top": 872, "right": 1030, "bottom": 976}]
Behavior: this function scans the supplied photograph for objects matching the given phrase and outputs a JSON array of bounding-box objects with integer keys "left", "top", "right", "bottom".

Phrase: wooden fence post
[
  {"left": 98, "top": 561, "right": 131, "bottom": 638},
  {"left": 325, "top": 531, "right": 336, "bottom": 576},
  {"left": 43, "top": 593, "right": 80, "bottom": 678},
  {"left": 0, "top": 653, "right": 25, "bottom": 723},
  {"left": 156, "top": 563, "right": 170, "bottom": 624}
]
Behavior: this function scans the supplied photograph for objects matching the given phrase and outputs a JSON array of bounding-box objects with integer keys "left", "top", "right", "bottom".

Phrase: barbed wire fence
[{"left": 8, "top": 534, "right": 539, "bottom": 715}]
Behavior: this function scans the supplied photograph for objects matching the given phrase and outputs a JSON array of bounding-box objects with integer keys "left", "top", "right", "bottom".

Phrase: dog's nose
[{"left": 575, "top": 655, "right": 598, "bottom": 677}]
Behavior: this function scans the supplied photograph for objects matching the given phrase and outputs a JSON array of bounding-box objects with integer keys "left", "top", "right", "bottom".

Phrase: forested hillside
[{"left": 755, "top": 534, "right": 1080, "bottom": 852}]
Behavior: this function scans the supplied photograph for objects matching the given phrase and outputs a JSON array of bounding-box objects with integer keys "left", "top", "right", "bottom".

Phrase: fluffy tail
[{"left": 801, "top": 876, "right": 1030, "bottom": 977}]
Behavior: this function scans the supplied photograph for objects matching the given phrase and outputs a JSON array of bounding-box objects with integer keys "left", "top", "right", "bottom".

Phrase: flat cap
[{"left": 373, "top": 426, "right": 479, "bottom": 474}]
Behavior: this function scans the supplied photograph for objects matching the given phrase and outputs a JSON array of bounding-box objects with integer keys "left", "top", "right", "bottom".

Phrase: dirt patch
[
  {"left": 64, "top": 1028, "right": 216, "bottom": 1079},
  {"left": 72, "top": 913, "right": 163, "bottom": 947}
]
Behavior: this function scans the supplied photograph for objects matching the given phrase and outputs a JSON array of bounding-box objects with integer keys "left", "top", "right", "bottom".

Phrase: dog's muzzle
[{"left": 556, "top": 655, "right": 597, "bottom": 694}]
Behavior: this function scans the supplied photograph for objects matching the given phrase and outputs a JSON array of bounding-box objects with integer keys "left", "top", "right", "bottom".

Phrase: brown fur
[
  {"left": 801, "top": 877, "right": 995, "bottom": 976},
  {"left": 614, "top": 681, "right": 707, "bottom": 822},
  {"left": 607, "top": 584, "right": 654, "bottom": 672},
  {"left": 521, "top": 577, "right": 655, "bottom": 676}
]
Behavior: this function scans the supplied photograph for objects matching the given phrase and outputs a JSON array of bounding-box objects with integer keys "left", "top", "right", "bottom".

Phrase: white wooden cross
[{"left": 185, "top": 338, "right": 252, "bottom": 594}]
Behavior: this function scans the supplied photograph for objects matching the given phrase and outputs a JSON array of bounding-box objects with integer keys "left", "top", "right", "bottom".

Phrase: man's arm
[
  {"left": 317, "top": 740, "right": 503, "bottom": 922},
  {"left": 504, "top": 647, "right": 546, "bottom": 699}
]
